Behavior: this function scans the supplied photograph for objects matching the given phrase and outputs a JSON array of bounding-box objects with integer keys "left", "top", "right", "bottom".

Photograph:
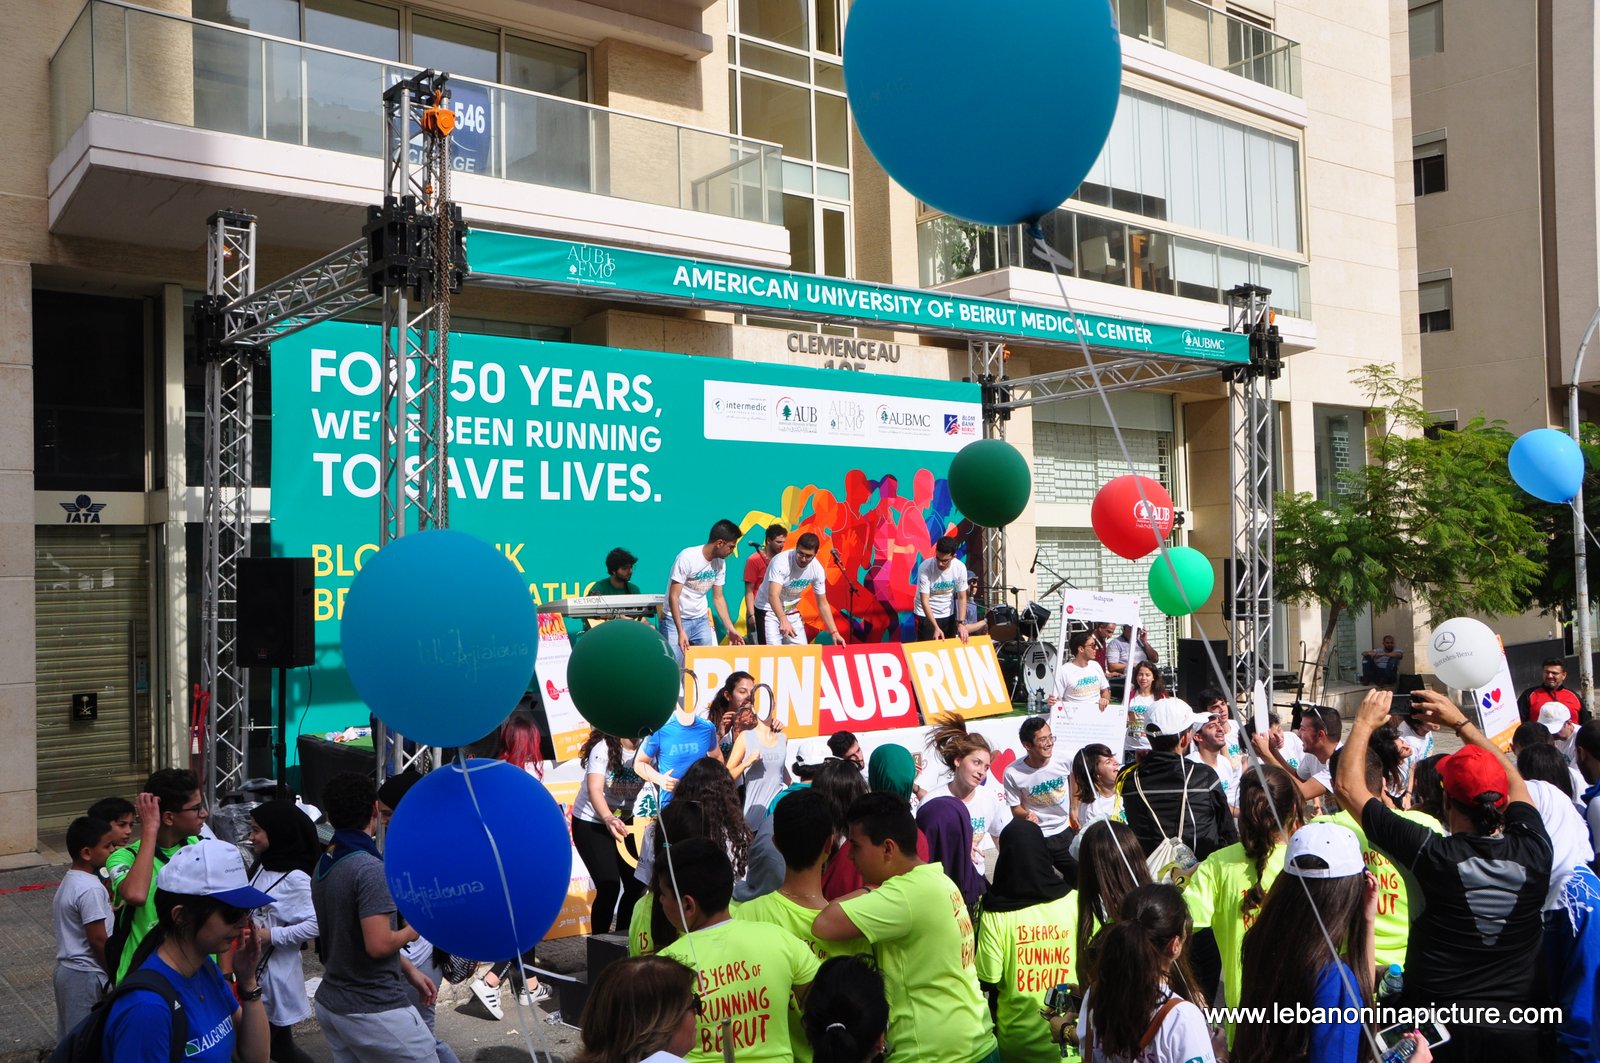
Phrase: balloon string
[
  {"left": 1029, "top": 227, "right": 1384, "bottom": 1061},
  {"left": 455, "top": 752, "right": 559, "bottom": 1062}
]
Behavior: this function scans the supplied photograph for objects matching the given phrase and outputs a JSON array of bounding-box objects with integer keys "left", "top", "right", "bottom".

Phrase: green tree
[{"left": 1274, "top": 365, "right": 1545, "bottom": 680}]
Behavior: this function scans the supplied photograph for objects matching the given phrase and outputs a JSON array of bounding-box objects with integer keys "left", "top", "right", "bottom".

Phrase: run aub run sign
[{"left": 685, "top": 636, "right": 1012, "bottom": 738}]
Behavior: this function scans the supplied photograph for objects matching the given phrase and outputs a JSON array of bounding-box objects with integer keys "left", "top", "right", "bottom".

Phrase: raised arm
[
  {"left": 1411, "top": 688, "right": 1532, "bottom": 807},
  {"left": 1334, "top": 689, "right": 1391, "bottom": 815}
]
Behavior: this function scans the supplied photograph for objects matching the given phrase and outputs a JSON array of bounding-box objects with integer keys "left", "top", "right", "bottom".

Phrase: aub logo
[{"left": 1132, "top": 499, "right": 1172, "bottom": 526}]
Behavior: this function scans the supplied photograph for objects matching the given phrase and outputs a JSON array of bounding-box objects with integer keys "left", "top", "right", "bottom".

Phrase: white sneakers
[
  {"left": 472, "top": 975, "right": 550, "bottom": 1020},
  {"left": 470, "top": 977, "right": 503, "bottom": 1020}
]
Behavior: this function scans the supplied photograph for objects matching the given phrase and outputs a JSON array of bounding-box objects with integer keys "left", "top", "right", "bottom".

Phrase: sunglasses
[
  {"left": 219, "top": 903, "right": 255, "bottom": 925},
  {"left": 689, "top": 993, "right": 706, "bottom": 1017}
]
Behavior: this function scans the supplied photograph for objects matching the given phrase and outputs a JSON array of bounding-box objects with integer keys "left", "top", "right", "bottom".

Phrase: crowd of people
[{"left": 53, "top": 616, "right": 1600, "bottom": 1063}]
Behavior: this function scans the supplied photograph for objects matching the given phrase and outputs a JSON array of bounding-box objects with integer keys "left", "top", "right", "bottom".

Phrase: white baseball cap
[
  {"left": 1538, "top": 702, "right": 1572, "bottom": 734},
  {"left": 155, "top": 839, "right": 277, "bottom": 908},
  {"left": 1283, "top": 822, "right": 1365, "bottom": 879},
  {"left": 1145, "top": 697, "right": 1211, "bottom": 738}
]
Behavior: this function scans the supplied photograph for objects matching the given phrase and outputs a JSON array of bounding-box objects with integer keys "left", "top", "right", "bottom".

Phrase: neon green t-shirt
[
  {"left": 734, "top": 890, "right": 872, "bottom": 1062},
  {"left": 1182, "top": 839, "right": 1284, "bottom": 1023},
  {"left": 838, "top": 863, "right": 998, "bottom": 1063},
  {"left": 660, "top": 918, "right": 820, "bottom": 1063},
  {"left": 975, "top": 891, "right": 1081, "bottom": 1063},
  {"left": 106, "top": 836, "right": 200, "bottom": 982},
  {"left": 1313, "top": 807, "right": 1441, "bottom": 969},
  {"left": 628, "top": 891, "right": 654, "bottom": 956}
]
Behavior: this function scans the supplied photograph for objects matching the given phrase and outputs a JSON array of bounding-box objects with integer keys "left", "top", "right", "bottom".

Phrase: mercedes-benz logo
[{"left": 1433, "top": 631, "right": 1457, "bottom": 651}]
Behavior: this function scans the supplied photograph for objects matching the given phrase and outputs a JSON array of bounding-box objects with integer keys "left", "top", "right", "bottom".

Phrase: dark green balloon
[
  {"left": 948, "top": 439, "right": 1032, "bottom": 528},
  {"left": 565, "top": 620, "right": 680, "bottom": 740}
]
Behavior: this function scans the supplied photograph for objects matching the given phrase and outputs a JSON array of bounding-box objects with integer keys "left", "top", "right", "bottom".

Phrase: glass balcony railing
[
  {"left": 918, "top": 208, "right": 1310, "bottom": 320},
  {"left": 1116, "top": 0, "right": 1301, "bottom": 96},
  {"left": 49, "top": 0, "right": 782, "bottom": 225}
]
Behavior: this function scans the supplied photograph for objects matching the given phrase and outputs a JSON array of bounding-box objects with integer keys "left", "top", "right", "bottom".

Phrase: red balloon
[{"left": 1091, "top": 476, "right": 1176, "bottom": 560}]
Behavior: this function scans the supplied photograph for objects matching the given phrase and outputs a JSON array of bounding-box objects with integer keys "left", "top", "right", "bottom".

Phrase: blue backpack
[{"left": 49, "top": 970, "right": 187, "bottom": 1063}]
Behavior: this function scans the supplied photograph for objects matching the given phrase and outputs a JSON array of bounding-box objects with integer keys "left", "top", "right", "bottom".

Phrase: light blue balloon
[
  {"left": 385, "top": 759, "right": 572, "bottom": 960},
  {"left": 844, "top": 0, "right": 1123, "bottom": 227},
  {"left": 340, "top": 529, "right": 536, "bottom": 748},
  {"left": 1508, "top": 428, "right": 1586, "bottom": 503}
]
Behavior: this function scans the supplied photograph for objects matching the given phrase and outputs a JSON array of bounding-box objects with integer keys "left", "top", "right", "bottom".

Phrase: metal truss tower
[
  {"left": 196, "top": 211, "right": 259, "bottom": 804},
  {"left": 969, "top": 340, "right": 1011, "bottom": 605},
  {"left": 370, "top": 71, "right": 465, "bottom": 781},
  {"left": 1225, "top": 284, "right": 1282, "bottom": 701}
]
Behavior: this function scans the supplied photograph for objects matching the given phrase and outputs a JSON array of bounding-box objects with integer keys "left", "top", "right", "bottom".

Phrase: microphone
[
  {"left": 747, "top": 539, "right": 762, "bottom": 551},
  {"left": 1029, "top": 549, "right": 1039, "bottom": 574},
  {"left": 831, "top": 548, "right": 844, "bottom": 566}
]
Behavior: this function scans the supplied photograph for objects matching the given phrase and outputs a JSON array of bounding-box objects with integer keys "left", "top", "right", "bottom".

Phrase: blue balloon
[
  {"left": 385, "top": 759, "right": 572, "bottom": 960},
  {"left": 844, "top": 0, "right": 1123, "bottom": 227},
  {"left": 1508, "top": 428, "right": 1586, "bottom": 503},
  {"left": 341, "top": 529, "right": 536, "bottom": 747}
]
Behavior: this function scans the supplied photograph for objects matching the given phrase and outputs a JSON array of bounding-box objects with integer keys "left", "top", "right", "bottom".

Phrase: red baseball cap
[{"left": 1437, "top": 745, "right": 1508, "bottom": 809}]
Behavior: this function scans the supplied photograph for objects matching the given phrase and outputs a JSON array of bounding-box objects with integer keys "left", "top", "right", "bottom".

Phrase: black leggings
[
  {"left": 269, "top": 1023, "right": 316, "bottom": 1063},
  {"left": 572, "top": 816, "right": 644, "bottom": 935}
]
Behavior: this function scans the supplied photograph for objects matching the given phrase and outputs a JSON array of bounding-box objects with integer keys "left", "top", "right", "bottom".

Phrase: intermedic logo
[{"left": 1182, "top": 329, "right": 1228, "bottom": 353}]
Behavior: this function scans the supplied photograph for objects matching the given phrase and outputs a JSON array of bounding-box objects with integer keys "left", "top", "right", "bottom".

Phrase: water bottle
[{"left": 1378, "top": 963, "right": 1403, "bottom": 1002}]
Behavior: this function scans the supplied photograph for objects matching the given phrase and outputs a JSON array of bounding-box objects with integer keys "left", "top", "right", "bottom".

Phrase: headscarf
[
  {"left": 916, "top": 795, "right": 986, "bottom": 907},
  {"left": 869, "top": 744, "right": 916, "bottom": 799},
  {"left": 249, "top": 799, "right": 322, "bottom": 875},
  {"left": 983, "top": 819, "right": 1069, "bottom": 914}
]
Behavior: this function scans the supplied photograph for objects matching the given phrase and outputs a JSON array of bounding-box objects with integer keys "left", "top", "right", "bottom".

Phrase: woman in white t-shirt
[
  {"left": 1072, "top": 743, "right": 1122, "bottom": 826},
  {"left": 922, "top": 714, "right": 1006, "bottom": 871},
  {"left": 570, "top": 730, "right": 645, "bottom": 935},
  {"left": 1078, "top": 883, "right": 1217, "bottom": 1063},
  {"left": 1125, "top": 661, "right": 1166, "bottom": 762}
]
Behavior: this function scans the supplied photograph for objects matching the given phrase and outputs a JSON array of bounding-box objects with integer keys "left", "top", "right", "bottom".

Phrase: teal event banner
[
  {"left": 467, "top": 230, "right": 1250, "bottom": 363},
  {"left": 270, "top": 321, "right": 982, "bottom": 759}
]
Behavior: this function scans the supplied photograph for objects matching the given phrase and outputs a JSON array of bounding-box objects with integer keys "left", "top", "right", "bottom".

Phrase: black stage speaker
[
  {"left": 1177, "top": 638, "right": 1230, "bottom": 700},
  {"left": 237, "top": 557, "right": 315, "bottom": 668}
]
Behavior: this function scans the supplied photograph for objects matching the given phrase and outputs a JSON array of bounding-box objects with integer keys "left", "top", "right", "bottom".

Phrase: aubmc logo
[
  {"left": 875, "top": 404, "right": 931, "bottom": 428},
  {"left": 1182, "top": 329, "right": 1228, "bottom": 352}
]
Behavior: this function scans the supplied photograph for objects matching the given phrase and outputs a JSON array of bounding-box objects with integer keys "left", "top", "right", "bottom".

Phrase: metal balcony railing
[
  {"left": 50, "top": 0, "right": 783, "bottom": 225},
  {"left": 1116, "top": 0, "right": 1302, "bottom": 96}
]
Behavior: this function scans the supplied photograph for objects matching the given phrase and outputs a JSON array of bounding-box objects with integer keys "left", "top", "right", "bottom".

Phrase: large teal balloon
[
  {"left": 385, "top": 759, "right": 571, "bottom": 960},
  {"left": 1147, "top": 547, "right": 1215, "bottom": 617},
  {"left": 948, "top": 439, "right": 1032, "bottom": 528},
  {"left": 1508, "top": 428, "right": 1585, "bottom": 503},
  {"left": 567, "top": 618, "right": 680, "bottom": 740},
  {"left": 844, "top": 0, "right": 1122, "bottom": 227},
  {"left": 341, "top": 530, "right": 537, "bottom": 747}
]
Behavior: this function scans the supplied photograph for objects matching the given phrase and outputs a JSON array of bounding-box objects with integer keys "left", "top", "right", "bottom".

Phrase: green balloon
[
  {"left": 948, "top": 439, "right": 1032, "bottom": 528},
  {"left": 565, "top": 619, "right": 680, "bottom": 740},
  {"left": 1147, "top": 547, "right": 1215, "bottom": 617}
]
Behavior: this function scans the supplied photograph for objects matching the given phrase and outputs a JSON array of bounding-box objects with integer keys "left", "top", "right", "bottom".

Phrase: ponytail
[
  {"left": 926, "top": 713, "right": 991, "bottom": 771},
  {"left": 1456, "top": 793, "right": 1506, "bottom": 835},
  {"left": 1086, "top": 884, "right": 1199, "bottom": 1059},
  {"left": 802, "top": 956, "right": 889, "bottom": 1063},
  {"left": 1236, "top": 765, "right": 1303, "bottom": 916}
]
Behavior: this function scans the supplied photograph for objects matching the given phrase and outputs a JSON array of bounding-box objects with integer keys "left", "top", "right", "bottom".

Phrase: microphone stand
[{"left": 830, "top": 548, "right": 860, "bottom": 642}]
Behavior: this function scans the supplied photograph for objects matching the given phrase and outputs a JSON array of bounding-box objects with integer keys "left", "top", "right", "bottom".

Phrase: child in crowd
[
  {"left": 53, "top": 816, "right": 116, "bottom": 1039},
  {"left": 801, "top": 955, "right": 889, "bottom": 1063},
  {"left": 88, "top": 797, "right": 136, "bottom": 850}
]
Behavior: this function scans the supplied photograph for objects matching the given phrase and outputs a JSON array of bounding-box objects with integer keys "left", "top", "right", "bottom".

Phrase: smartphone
[
  {"left": 1377, "top": 1021, "right": 1450, "bottom": 1050},
  {"left": 1043, "top": 984, "right": 1082, "bottom": 1014},
  {"left": 1388, "top": 693, "right": 1413, "bottom": 717}
]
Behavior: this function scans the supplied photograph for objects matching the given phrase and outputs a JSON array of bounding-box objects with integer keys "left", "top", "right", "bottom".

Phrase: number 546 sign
[{"left": 447, "top": 82, "right": 492, "bottom": 174}]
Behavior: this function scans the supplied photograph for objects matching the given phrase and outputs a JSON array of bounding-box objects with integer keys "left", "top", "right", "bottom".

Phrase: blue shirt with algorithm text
[{"left": 640, "top": 715, "right": 717, "bottom": 806}]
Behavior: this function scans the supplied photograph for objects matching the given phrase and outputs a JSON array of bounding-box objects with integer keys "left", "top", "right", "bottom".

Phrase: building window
[
  {"left": 1075, "top": 87, "right": 1304, "bottom": 254},
  {"left": 1419, "top": 272, "right": 1453, "bottom": 333},
  {"left": 1413, "top": 133, "right": 1447, "bottom": 196},
  {"left": 1313, "top": 405, "right": 1363, "bottom": 502},
  {"left": 1409, "top": 0, "right": 1443, "bottom": 57},
  {"left": 731, "top": 0, "right": 851, "bottom": 277}
]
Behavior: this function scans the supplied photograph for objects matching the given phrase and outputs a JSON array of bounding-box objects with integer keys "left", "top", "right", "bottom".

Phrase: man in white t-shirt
[
  {"left": 1187, "top": 713, "right": 1241, "bottom": 813},
  {"left": 1258, "top": 704, "right": 1342, "bottom": 811},
  {"left": 913, "top": 535, "right": 970, "bottom": 642},
  {"left": 1002, "top": 718, "right": 1077, "bottom": 880},
  {"left": 661, "top": 518, "right": 746, "bottom": 664},
  {"left": 1049, "top": 631, "right": 1111, "bottom": 729},
  {"left": 764, "top": 531, "right": 845, "bottom": 646},
  {"left": 1395, "top": 712, "right": 1437, "bottom": 794}
]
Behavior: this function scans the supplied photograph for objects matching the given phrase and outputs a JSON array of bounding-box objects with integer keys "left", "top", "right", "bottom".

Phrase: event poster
[{"left": 268, "top": 321, "right": 981, "bottom": 759}]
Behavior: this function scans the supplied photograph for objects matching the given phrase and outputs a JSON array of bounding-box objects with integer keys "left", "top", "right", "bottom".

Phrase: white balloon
[{"left": 1426, "top": 617, "right": 1502, "bottom": 690}]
